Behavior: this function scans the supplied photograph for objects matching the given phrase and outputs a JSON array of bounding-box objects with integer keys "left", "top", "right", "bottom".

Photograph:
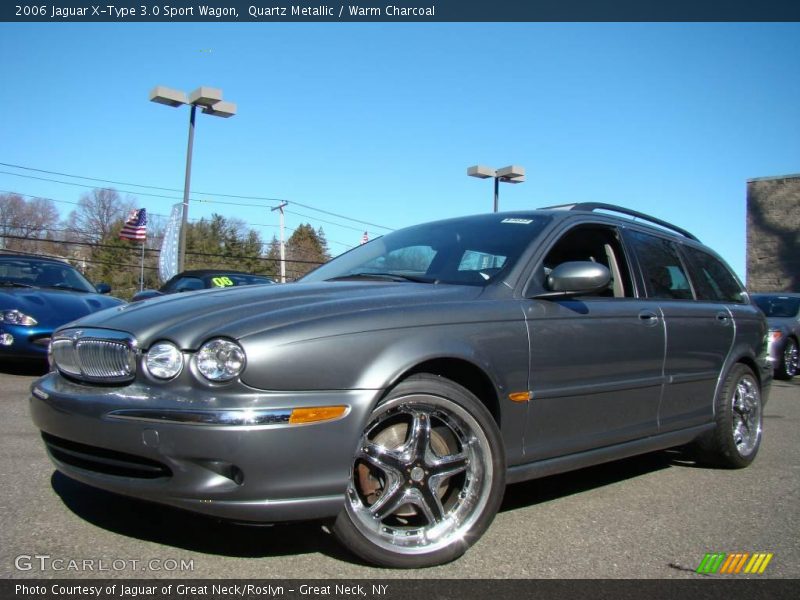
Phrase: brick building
[{"left": 746, "top": 173, "right": 800, "bottom": 292}]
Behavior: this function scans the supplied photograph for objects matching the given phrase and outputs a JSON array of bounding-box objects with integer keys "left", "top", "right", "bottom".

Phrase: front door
[{"left": 523, "top": 224, "right": 664, "bottom": 461}]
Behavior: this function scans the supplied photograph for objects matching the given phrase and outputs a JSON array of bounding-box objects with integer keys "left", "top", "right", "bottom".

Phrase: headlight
[
  {"left": 145, "top": 341, "right": 184, "bottom": 379},
  {"left": 196, "top": 338, "right": 246, "bottom": 382},
  {"left": 1, "top": 310, "right": 37, "bottom": 326}
]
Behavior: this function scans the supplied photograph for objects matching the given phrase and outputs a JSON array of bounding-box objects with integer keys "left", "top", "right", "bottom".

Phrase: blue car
[{"left": 0, "top": 254, "right": 125, "bottom": 361}]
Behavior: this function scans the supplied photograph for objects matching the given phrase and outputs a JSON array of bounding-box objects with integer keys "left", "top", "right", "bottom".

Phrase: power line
[
  {"left": 1, "top": 189, "right": 355, "bottom": 249},
  {"left": 285, "top": 209, "right": 368, "bottom": 234},
  {"left": 0, "top": 161, "right": 395, "bottom": 231}
]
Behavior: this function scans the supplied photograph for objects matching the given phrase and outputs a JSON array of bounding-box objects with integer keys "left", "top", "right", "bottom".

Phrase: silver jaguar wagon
[{"left": 30, "top": 203, "right": 771, "bottom": 568}]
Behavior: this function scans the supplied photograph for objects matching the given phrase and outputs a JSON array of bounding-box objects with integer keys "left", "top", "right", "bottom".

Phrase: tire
[
  {"left": 696, "top": 364, "right": 763, "bottom": 469},
  {"left": 776, "top": 337, "right": 798, "bottom": 380},
  {"left": 333, "top": 374, "right": 505, "bottom": 568}
]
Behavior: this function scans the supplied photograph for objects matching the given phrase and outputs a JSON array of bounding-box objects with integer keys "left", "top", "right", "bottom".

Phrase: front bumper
[
  {"left": 0, "top": 324, "right": 51, "bottom": 358},
  {"left": 30, "top": 372, "right": 381, "bottom": 522}
]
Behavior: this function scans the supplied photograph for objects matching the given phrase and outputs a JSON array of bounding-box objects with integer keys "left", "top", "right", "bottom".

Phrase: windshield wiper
[
  {"left": 0, "top": 280, "right": 35, "bottom": 288},
  {"left": 326, "top": 272, "right": 437, "bottom": 284}
]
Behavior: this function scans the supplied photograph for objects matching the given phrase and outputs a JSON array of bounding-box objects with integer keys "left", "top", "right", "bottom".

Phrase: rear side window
[
  {"left": 626, "top": 230, "right": 694, "bottom": 300},
  {"left": 682, "top": 246, "right": 746, "bottom": 303}
]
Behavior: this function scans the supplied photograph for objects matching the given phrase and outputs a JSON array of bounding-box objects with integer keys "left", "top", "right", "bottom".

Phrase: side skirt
[{"left": 506, "top": 423, "right": 714, "bottom": 484}]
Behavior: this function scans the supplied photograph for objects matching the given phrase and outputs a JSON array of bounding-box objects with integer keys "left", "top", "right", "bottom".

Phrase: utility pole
[{"left": 271, "top": 202, "right": 288, "bottom": 283}]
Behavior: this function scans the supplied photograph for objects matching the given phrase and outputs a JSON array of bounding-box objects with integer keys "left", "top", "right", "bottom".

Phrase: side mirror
[
  {"left": 535, "top": 261, "right": 611, "bottom": 298},
  {"left": 95, "top": 283, "right": 111, "bottom": 294}
]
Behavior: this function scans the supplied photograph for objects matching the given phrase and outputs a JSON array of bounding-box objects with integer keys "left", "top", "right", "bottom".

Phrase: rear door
[{"left": 624, "top": 230, "right": 735, "bottom": 431}]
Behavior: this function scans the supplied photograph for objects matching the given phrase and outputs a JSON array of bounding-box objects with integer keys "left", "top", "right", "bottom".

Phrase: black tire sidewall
[{"left": 333, "top": 374, "right": 506, "bottom": 569}]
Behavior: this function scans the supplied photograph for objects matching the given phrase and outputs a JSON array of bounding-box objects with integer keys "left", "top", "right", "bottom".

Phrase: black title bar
[
  {"left": 3, "top": 579, "right": 800, "bottom": 600},
  {"left": 3, "top": 1, "right": 800, "bottom": 22}
]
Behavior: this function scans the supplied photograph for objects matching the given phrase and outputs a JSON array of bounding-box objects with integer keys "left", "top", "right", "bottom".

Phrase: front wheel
[
  {"left": 696, "top": 363, "right": 763, "bottom": 468},
  {"left": 333, "top": 374, "right": 505, "bottom": 568}
]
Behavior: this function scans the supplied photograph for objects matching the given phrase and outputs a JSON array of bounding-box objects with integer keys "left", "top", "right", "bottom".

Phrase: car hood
[
  {"left": 0, "top": 288, "right": 125, "bottom": 329},
  {"left": 62, "top": 281, "right": 486, "bottom": 349}
]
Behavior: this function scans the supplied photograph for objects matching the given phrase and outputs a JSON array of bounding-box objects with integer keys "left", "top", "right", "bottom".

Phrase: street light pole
[
  {"left": 150, "top": 85, "right": 236, "bottom": 275},
  {"left": 178, "top": 104, "right": 197, "bottom": 273},
  {"left": 271, "top": 202, "right": 288, "bottom": 283},
  {"left": 467, "top": 165, "right": 526, "bottom": 212}
]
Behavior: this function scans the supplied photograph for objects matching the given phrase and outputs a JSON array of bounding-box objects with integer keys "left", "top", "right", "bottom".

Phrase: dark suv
[{"left": 31, "top": 203, "right": 770, "bottom": 568}]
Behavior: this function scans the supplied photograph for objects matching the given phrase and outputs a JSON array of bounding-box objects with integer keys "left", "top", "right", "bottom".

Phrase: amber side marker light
[
  {"left": 289, "top": 406, "right": 348, "bottom": 424},
  {"left": 508, "top": 391, "right": 533, "bottom": 402}
]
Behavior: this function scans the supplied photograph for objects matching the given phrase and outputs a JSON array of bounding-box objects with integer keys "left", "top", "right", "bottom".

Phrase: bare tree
[
  {"left": 0, "top": 193, "right": 60, "bottom": 252},
  {"left": 66, "top": 188, "right": 134, "bottom": 243},
  {"left": 0, "top": 193, "right": 26, "bottom": 246}
]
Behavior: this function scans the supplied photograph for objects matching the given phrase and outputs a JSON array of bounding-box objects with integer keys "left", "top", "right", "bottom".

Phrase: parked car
[
  {"left": 0, "top": 254, "right": 124, "bottom": 361},
  {"left": 31, "top": 204, "right": 771, "bottom": 568},
  {"left": 132, "top": 270, "right": 273, "bottom": 302},
  {"left": 752, "top": 293, "right": 800, "bottom": 380}
]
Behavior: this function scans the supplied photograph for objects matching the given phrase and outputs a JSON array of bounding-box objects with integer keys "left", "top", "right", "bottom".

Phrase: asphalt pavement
[{"left": 1, "top": 363, "right": 797, "bottom": 579}]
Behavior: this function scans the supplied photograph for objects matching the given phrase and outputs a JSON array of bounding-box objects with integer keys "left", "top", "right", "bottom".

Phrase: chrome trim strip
[{"left": 106, "top": 408, "right": 293, "bottom": 426}]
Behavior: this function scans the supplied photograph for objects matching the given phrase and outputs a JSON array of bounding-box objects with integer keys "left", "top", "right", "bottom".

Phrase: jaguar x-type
[{"left": 31, "top": 204, "right": 770, "bottom": 567}]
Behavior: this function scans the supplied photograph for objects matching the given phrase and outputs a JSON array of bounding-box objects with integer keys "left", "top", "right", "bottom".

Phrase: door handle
[
  {"left": 716, "top": 311, "right": 732, "bottom": 325},
  {"left": 638, "top": 310, "right": 659, "bottom": 326}
]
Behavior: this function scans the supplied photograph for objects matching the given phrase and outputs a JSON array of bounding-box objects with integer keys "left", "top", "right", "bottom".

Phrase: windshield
[
  {"left": 302, "top": 213, "right": 551, "bottom": 286},
  {"left": 163, "top": 273, "right": 273, "bottom": 292},
  {"left": 0, "top": 257, "right": 97, "bottom": 293},
  {"left": 753, "top": 295, "right": 800, "bottom": 318}
]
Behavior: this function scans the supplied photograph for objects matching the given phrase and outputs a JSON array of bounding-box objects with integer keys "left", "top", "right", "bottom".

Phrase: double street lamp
[
  {"left": 467, "top": 164, "right": 526, "bottom": 213},
  {"left": 149, "top": 85, "right": 237, "bottom": 273}
]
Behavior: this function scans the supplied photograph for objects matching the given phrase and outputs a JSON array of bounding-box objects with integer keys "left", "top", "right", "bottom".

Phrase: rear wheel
[
  {"left": 776, "top": 337, "right": 798, "bottom": 380},
  {"left": 696, "top": 363, "right": 762, "bottom": 468},
  {"left": 333, "top": 374, "right": 505, "bottom": 568}
]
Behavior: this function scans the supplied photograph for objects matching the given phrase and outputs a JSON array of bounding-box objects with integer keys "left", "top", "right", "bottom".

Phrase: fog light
[{"left": 0, "top": 333, "right": 14, "bottom": 346}]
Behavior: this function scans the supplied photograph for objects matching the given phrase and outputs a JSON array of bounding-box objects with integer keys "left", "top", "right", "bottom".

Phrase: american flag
[
  {"left": 361, "top": 231, "right": 369, "bottom": 245},
  {"left": 119, "top": 208, "right": 147, "bottom": 241}
]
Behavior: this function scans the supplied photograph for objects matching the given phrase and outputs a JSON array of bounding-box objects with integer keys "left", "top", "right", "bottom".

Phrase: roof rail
[{"left": 541, "top": 202, "right": 699, "bottom": 241}]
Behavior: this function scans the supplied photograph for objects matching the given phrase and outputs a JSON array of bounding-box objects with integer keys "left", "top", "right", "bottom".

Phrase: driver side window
[{"left": 542, "top": 225, "right": 633, "bottom": 298}]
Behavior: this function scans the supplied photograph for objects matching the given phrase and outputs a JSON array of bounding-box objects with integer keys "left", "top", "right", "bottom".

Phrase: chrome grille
[{"left": 51, "top": 328, "right": 137, "bottom": 383}]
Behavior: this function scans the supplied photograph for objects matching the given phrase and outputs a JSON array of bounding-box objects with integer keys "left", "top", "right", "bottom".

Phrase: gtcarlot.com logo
[{"left": 697, "top": 552, "right": 774, "bottom": 575}]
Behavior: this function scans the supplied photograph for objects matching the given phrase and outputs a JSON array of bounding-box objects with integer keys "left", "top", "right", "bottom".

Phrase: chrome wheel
[
  {"left": 693, "top": 363, "right": 762, "bottom": 469},
  {"left": 345, "top": 393, "right": 494, "bottom": 556},
  {"left": 731, "top": 374, "right": 762, "bottom": 458},
  {"left": 782, "top": 338, "right": 798, "bottom": 378}
]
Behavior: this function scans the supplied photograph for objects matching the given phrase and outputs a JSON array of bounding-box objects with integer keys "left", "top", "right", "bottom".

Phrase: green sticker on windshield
[{"left": 211, "top": 276, "right": 234, "bottom": 288}]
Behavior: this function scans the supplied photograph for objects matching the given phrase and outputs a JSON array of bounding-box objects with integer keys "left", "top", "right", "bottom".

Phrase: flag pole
[{"left": 140, "top": 241, "right": 145, "bottom": 291}]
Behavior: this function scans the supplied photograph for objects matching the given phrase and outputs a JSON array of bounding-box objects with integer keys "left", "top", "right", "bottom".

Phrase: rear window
[
  {"left": 682, "top": 246, "right": 746, "bottom": 303},
  {"left": 625, "top": 230, "right": 694, "bottom": 300}
]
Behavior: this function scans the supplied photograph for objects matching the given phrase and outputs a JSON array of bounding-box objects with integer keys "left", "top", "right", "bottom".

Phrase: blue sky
[{"left": 1, "top": 23, "right": 798, "bottom": 277}]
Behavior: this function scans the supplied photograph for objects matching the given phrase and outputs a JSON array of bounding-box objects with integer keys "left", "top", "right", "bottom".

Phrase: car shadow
[
  {"left": 52, "top": 449, "right": 693, "bottom": 565},
  {"left": 50, "top": 472, "right": 357, "bottom": 563},
  {"left": 500, "top": 451, "right": 679, "bottom": 512},
  {"left": 0, "top": 359, "right": 49, "bottom": 377}
]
